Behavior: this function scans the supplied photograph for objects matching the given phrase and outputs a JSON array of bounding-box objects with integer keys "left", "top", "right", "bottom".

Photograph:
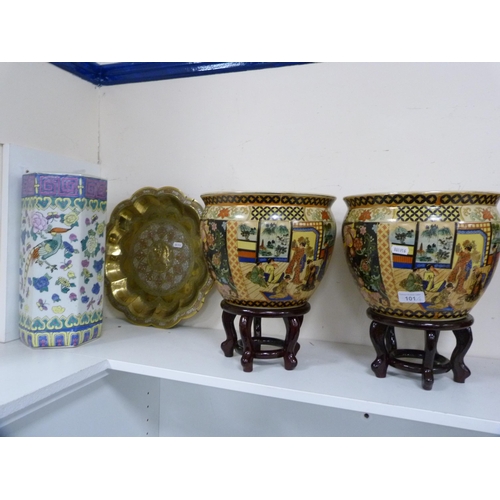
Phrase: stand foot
[
  {"left": 369, "top": 320, "right": 389, "bottom": 378},
  {"left": 221, "top": 310, "right": 237, "bottom": 357},
  {"left": 451, "top": 327, "right": 473, "bottom": 383}
]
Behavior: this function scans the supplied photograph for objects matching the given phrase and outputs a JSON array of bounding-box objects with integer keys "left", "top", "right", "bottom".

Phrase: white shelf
[{"left": 1, "top": 317, "right": 500, "bottom": 435}]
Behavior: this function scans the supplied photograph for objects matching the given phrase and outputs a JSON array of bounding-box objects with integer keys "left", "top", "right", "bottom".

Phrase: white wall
[
  {"left": 0, "top": 63, "right": 99, "bottom": 163},
  {"left": 1, "top": 62, "right": 499, "bottom": 360},
  {"left": 99, "top": 62, "right": 500, "bottom": 360}
]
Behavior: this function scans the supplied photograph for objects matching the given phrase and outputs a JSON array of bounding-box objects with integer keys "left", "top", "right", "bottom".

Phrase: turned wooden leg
[
  {"left": 283, "top": 316, "right": 301, "bottom": 355},
  {"left": 386, "top": 326, "right": 397, "bottom": 355},
  {"left": 293, "top": 315, "right": 303, "bottom": 354},
  {"left": 283, "top": 315, "right": 301, "bottom": 370},
  {"left": 422, "top": 330, "right": 440, "bottom": 390},
  {"left": 369, "top": 320, "right": 389, "bottom": 378},
  {"left": 239, "top": 315, "right": 254, "bottom": 372},
  {"left": 221, "top": 310, "right": 237, "bottom": 357},
  {"left": 253, "top": 317, "right": 262, "bottom": 338},
  {"left": 450, "top": 327, "right": 473, "bottom": 383},
  {"left": 252, "top": 317, "right": 262, "bottom": 353}
]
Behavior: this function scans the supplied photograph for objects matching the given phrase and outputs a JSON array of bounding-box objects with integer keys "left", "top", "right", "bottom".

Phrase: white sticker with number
[
  {"left": 398, "top": 291, "right": 426, "bottom": 303},
  {"left": 173, "top": 242, "right": 183, "bottom": 248},
  {"left": 392, "top": 245, "right": 409, "bottom": 255}
]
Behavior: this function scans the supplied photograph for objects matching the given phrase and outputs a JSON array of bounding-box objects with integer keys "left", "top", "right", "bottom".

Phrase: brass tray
[{"left": 105, "top": 186, "right": 213, "bottom": 328}]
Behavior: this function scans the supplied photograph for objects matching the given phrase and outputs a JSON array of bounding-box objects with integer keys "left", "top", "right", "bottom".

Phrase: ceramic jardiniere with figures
[
  {"left": 342, "top": 191, "right": 500, "bottom": 320},
  {"left": 200, "top": 192, "right": 336, "bottom": 308}
]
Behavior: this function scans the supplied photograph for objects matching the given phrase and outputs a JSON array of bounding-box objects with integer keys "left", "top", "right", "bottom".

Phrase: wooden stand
[
  {"left": 367, "top": 308, "right": 474, "bottom": 390},
  {"left": 220, "top": 300, "right": 310, "bottom": 372}
]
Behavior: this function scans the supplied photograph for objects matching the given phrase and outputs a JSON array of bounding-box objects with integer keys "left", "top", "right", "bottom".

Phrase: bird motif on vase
[{"left": 22, "top": 227, "right": 72, "bottom": 294}]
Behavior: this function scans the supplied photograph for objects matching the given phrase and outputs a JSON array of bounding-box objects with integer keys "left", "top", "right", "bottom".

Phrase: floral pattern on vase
[{"left": 19, "top": 173, "right": 107, "bottom": 347}]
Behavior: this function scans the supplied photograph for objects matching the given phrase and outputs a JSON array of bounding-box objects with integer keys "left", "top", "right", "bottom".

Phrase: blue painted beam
[
  {"left": 51, "top": 62, "right": 311, "bottom": 86},
  {"left": 51, "top": 62, "right": 104, "bottom": 85}
]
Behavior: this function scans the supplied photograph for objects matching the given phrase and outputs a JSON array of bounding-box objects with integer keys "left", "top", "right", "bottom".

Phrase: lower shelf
[
  {"left": 1, "top": 318, "right": 499, "bottom": 435},
  {"left": 1, "top": 372, "right": 493, "bottom": 437}
]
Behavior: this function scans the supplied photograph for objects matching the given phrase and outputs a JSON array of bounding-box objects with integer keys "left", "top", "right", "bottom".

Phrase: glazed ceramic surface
[
  {"left": 19, "top": 173, "right": 107, "bottom": 347},
  {"left": 343, "top": 192, "right": 500, "bottom": 320},
  {"left": 200, "top": 192, "right": 336, "bottom": 308},
  {"left": 105, "top": 187, "right": 213, "bottom": 328}
]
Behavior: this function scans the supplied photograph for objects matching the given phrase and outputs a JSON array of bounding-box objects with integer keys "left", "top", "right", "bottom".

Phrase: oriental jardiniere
[
  {"left": 342, "top": 191, "right": 500, "bottom": 320},
  {"left": 200, "top": 193, "right": 336, "bottom": 309}
]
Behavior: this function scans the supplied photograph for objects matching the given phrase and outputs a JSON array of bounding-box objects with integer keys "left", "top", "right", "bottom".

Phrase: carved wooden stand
[
  {"left": 220, "top": 300, "right": 310, "bottom": 372},
  {"left": 367, "top": 308, "right": 474, "bottom": 390}
]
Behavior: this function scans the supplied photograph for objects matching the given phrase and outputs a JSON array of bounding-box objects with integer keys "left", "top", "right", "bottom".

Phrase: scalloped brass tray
[{"left": 105, "top": 186, "right": 213, "bottom": 328}]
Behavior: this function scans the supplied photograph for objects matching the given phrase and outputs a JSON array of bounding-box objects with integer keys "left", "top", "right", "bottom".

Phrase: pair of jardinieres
[{"left": 200, "top": 191, "right": 500, "bottom": 322}]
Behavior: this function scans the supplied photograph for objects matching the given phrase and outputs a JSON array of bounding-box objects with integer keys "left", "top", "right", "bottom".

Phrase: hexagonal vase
[{"left": 19, "top": 173, "right": 107, "bottom": 347}]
